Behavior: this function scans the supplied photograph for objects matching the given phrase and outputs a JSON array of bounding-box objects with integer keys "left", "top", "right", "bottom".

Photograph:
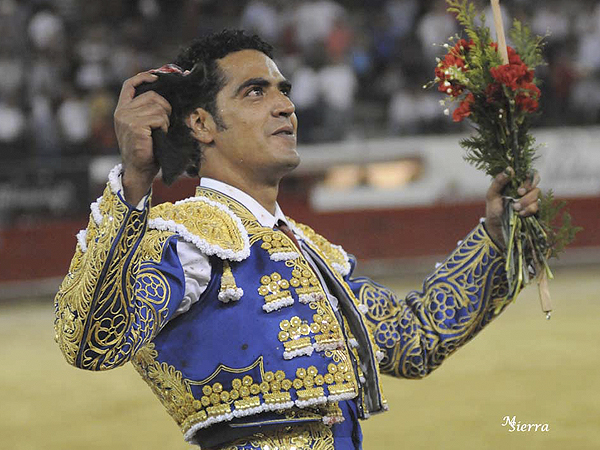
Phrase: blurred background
[{"left": 1, "top": 0, "right": 599, "bottom": 449}]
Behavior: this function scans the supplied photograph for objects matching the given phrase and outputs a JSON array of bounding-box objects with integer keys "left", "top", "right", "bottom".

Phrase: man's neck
[{"left": 200, "top": 170, "right": 280, "bottom": 215}]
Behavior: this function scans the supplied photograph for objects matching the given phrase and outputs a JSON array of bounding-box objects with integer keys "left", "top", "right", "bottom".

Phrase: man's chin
[{"left": 282, "top": 152, "right": 301, "bottom": 171}]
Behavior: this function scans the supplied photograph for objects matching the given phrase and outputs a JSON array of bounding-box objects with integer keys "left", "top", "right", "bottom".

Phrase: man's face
[{"left": 208, "top": 49, "right": 299, "bottom": 182}]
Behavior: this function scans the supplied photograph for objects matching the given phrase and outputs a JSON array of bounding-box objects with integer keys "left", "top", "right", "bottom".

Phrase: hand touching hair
[{"left": 133, "top": 65, "right": 201, "bottom": 185}]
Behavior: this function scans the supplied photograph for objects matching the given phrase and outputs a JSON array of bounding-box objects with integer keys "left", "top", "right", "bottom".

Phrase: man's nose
[{"left": 273, "top": 93, "right": 295, "bottom": 117}]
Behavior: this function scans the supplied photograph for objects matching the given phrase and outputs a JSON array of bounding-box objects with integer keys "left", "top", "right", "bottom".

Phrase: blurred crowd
[{"left": 1, "top": 0, "right": 600, "bottom": 184}]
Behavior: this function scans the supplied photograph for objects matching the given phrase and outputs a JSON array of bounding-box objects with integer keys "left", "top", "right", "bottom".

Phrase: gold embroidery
[
  {"left": 132, "top": 343, "right": 197, "bottom": 426},
  {"left": 283, "top": 337, "right": 312, "bottom": 353},
  {"left": 219, "top": 421, "right": 334, "bottom": 450},
  {"left": 359, "top": 224, "right": 508, "bottom": 378},
  {"left": 133, "top": 345, "right": 355, "bottom": 437},
  {"left": 197, "top": 187, "right": 266, "bottom": 236},
  {"left": 138, "top": 229, "right": 174, "bottom": 263},
  {"left": 291, "top": 268, "right": 324, "bottom": 304},
  {"left": 261, "top": 231, "right": 299, "bottom": 260},
  {"left": 150, "top": 198, "right": 248, "bottom": 257},
  {"left": 55, "top": 184, "right": 170, "bottom": 370},
  {"left": 287, "top": 219, "right": 350, "bottom": 276},
  {"left": 219, "top": 260, "right": 243, "bottom": 302},
  {"left": 278, "top": 316, "right": 313, "bottom": 359},
  {"left": 189, "top": 357, "right": 265, "bottom": 386},
  {"left": 258, "top": 272, "right": 294, "bottom": 312},
  {"left": 274, "top": 258, "right": 345, "bottom": 361}
]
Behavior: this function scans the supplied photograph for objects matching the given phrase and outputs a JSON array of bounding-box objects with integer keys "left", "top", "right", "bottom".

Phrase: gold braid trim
[
  {"left": 286, "top": 219, "right": 351, "bottom": 277},
  {"left": 54, "top": 184, "right": 176, "bottom": 370},
  {"left": 218, "top": 421, "right": 334, "bottom": 450}
]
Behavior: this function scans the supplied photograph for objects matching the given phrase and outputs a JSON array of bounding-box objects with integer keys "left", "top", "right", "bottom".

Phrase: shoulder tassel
[{"left": 218, "top": 260, "right": 243, "bottom": 303}]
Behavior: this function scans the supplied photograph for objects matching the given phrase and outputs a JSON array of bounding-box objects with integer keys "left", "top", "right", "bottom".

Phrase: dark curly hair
[{"left": 134, "top": 30, "right": 273, "bottom": 185}]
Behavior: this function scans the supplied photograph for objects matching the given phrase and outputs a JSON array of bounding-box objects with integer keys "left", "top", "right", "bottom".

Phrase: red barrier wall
[{"left": 1, "top": 188, "right": 598, "bottom": 283}]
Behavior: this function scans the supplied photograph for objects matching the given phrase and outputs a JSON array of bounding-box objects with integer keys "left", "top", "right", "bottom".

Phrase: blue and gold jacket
[{"left": 54, "top": 167, "right": 511, "bottom": 446}]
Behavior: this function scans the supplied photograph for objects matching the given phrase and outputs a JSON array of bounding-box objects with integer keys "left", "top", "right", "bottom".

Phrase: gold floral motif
[
  {"left": 138, "top": 229, "right": 175, "bottom": 263},
  {"left": 196, "top": 187, "right": 269, "bottom": 237},
  {"left": 276, "top": 258, "right": 344, "bottom": 359},
  {"left": 290, "top": 268, "right": 324, "bottom": 303},
  {"left": 277, "top": 308, "right": 344, "bottom": 360},
  {"left": 359, "top": 224, "right": 508, "bottom": 378},
  {"left": 132, "top": 343, "right": 196, "bottom": 426}
]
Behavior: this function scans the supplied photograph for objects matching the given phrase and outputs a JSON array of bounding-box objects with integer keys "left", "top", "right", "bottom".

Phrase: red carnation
[
  {"left": 490, "top": 63, "right": 532, "bottom": 91},
  {"left": 515, "top": 82, "right": 541, "bottom": 112},
  {"left": 435, "top": 40, "right": 474, "bottom": 98},
  {"left": 490, "top": 43, "right": 523, "bottom": 65},
  {"left": 452, "top": 93, "right": 475, "bottom": 122},
  {"left": 489, "top": 43, "right": 535, "bottom": 92},
  {"left": 450, "top": 39, "right": 475, "bottom": 58}
]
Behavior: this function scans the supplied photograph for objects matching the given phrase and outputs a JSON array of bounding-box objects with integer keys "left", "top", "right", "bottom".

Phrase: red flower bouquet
[{"left": 430, "top": 0, "right": 579, "bottom": 317}]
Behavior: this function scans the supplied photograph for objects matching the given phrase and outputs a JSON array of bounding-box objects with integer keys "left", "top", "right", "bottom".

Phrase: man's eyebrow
[
  {"left": 234, "top": 77, "right": 292, "bottom": 96},
  {"left": 279, "top": 79, "right": 292, "bottom": 92}
]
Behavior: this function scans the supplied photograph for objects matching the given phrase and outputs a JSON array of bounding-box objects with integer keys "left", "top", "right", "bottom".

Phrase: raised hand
[
  {"left": 113, "top": 72, "right": 172, "bottom": 206},
  {"left": 485, "top": 168, "right": 541, "bottom": 249}
]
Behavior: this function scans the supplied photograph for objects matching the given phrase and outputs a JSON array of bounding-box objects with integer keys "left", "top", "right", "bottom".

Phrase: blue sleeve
[
  {"left": 54, "top": 184, "right": 185, "bottom": 371},
  {"left": 346, "top": 224, "right": 510, "bottom": 378}
]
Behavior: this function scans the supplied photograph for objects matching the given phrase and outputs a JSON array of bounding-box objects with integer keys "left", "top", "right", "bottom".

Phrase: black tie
[{"left": 275, "top": 219, "right": 302, "bottom": 251}]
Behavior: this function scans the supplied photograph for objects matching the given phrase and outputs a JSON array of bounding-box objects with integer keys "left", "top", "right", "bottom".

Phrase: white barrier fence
[
  {"left": 295, "top": 126, "right": 600, "bottom": 211},
  {"left": 88, "top": 126, "right": 600, "bottom": 212}
]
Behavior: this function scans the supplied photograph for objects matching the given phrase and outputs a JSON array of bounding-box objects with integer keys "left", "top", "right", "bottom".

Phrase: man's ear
[{"left": 187, "top": 108, "right": 216, "bottom": 145}]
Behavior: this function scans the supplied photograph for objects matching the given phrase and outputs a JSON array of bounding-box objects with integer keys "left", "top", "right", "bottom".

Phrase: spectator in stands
[
  {"left": 289, "top": 0, "right": 346, "bottom": 52},
  {"left": 416, "top": 1, "right": 457, "bottom": 61},
  {"left": 30, "top": 92, "right": 60, "bottom": 158},
  {"left": 27, "top": 3, "right": 66, "bottom": 53},
  {"left": 290, "top": 47, "right": 325, "bottom": 144},
  {"left": 74, "top": 25, "right": 111, "bottom": 91},
  {"left": 241, "top": 0, "right": 282, "bottom": 44},
  {"left": 386, "top": 0, "right": 419, "bottom": 39},
  {"left": 88, "top": 88, "right": 118, "bottom": 154},
  {"left": 0, "top": 93, "right": 27, "bottom": 160},
  {"left": 318, "top": 41, "right": 357, "bottom": 141},
  {"left": 0, "top": 0, "right": 28, "bottom": 55},
  {"left": 57, "top": 85, "right": 91, "bottom": 154},
  {"left": 571, "top": 2, "right": 600, "bottom": 123}
]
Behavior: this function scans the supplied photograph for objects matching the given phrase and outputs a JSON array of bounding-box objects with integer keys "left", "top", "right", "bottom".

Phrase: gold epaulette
[
  {"left": 148, "top": 197, "right": 250, "bottom": 262},
  {"left": 287, "top": 219, "right": 351, "bottom": 277}
]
